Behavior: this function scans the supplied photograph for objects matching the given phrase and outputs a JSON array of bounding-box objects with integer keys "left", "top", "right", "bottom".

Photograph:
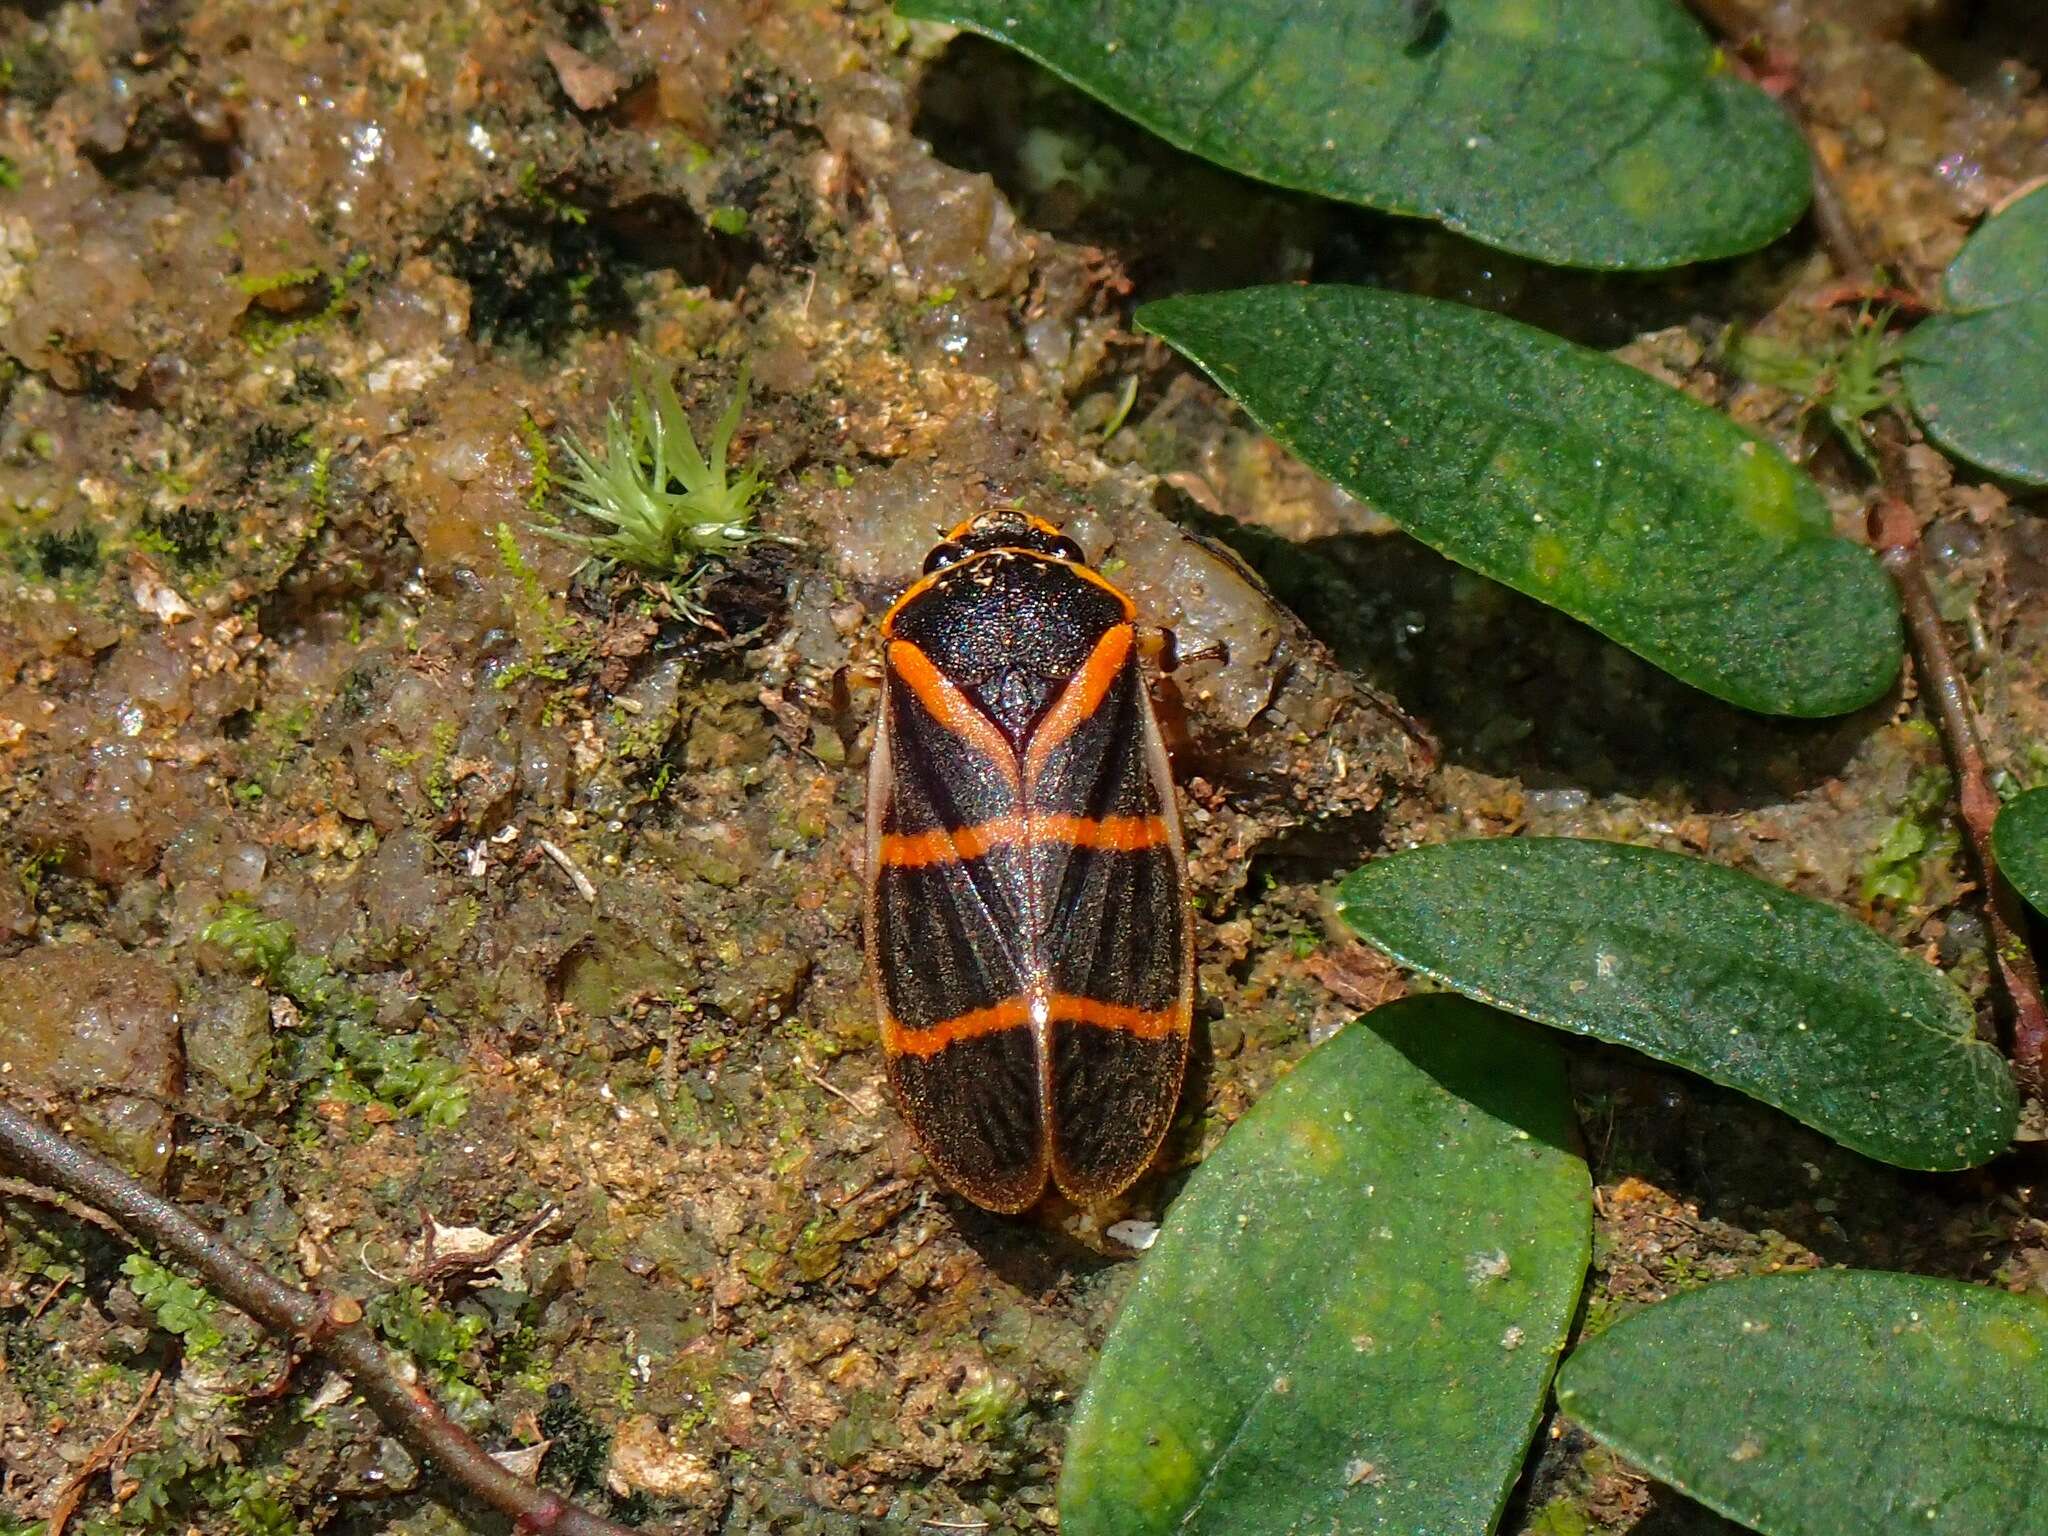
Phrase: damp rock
[
  {"left": 396, "top": 367, "right": 546, "bottom": 579},
  {"left": 0, "top": 868, "right": 33, "bottom": 954},
  {"left": 606, "top": 1413, "right": 724, "bottom": 1503},
  {"left": 26, "top": 738, "right": 207, "bottom": 884},
  {"left": 181, "top": 974, "right": 274, "bottom": 1102},
  {"left": 0, "top": 940, "right": 183, "bottom": 1182},
  {"left": 824, "top": 107, "right": 1032, "bottom": 299}
]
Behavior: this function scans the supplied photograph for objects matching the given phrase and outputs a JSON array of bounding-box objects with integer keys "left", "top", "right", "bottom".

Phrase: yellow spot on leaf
[
  {"left": 1528, "top": 532, "right": 1571, "bottom": 587},
  {"left": 1733, "top": 446, "right": 1813, "bottom": 541},
  {"left": 1131, "top": 1426, "right": 1204, "bottom": 1520},
  {"left": 1286, "top": 1118, "right": 1345, "bottom": 1172},
  {"left": 1489, "top": 0, "right": 1547, "bottom": 40},
  {"left": 1981, "top": 1317, "right": 2043, "bottom": 1364},
  {"left": 1602, "top": 139, "right": 1677, "bottom": 224}
]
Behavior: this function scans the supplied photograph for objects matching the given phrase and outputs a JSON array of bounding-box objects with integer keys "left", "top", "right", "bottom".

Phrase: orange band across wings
[
  {"left": 886, "top": 992, "right": 1186, "bottom": 1057},
  {"left": 878, "top": 813, "right": 1171, "bottom": 867}
]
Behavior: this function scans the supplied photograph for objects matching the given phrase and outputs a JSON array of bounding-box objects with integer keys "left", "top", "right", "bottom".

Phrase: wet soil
[{"left": 0, "top": 0, "right": 2044, "bottom": 1533}]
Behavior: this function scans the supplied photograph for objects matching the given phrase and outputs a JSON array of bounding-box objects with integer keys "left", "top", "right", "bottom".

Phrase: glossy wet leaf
[
  {"left": 1905, "top": 183, "right": 2048, "bottom": 486},
  {"left": 1992, "top": 787, "right": 2048, "bottom": 919},
  {"left": 1557, "top": 1271, "right": 2048, "bottom": 1536},
  {"left": 1060, "top": 998, "right": 1590, "bottom": 1536},
  {"left": 895, "top": 0, "right": 1807, "bottom": 269},
  {"left": 1139, "top": 286, "right": 1900, "bottom": 717},
  {"left": 1336, "top": 838, "right": 2017, "bottom": 1170}
]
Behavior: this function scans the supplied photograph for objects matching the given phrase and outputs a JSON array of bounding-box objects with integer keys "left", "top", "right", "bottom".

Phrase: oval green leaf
[
  {"left": 1138, "top": 286, "right": 1900, "bottom": 717},
  {"left": 1335, "top": 838, "right": 2017, "bottom": 1170},
  {"left": 1992, "top": 786, "right": 2048, "bottom": 919},
  {"left": 894, "top": 0, "right": 1808, "bottom": 270},
  {"left": 1556, "top": 1271, "right": 2048, "bottom": 1536},
  {"left": 1060, "top": 998, "right": 1591, "bottom": 1536},
  {"left": 1905, "top": 183, "right": 2048, "bottom": 487}
]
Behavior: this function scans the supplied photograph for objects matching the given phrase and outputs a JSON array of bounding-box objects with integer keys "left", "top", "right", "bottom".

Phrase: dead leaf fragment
[
  {"left": 544, "top": 39, "right": 625, "bottom": 112},
  {"left": 128, "top": 556, "right": 197, "bottom": 624}
]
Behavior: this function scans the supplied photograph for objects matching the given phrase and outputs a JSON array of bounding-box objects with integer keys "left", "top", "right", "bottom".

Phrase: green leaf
[
  {"left": 1904, "top": 184, "right": 2048, "bottom": 486},
  {"left": 1060, "top": 998, "right": 1591, "bottom": 1536},
  {"left": 1336, "top": 838, "right": 2017, "bottom": 1170},
  {"left": 1993, "top": 786, "right": 2048, "bottom": 919},
  {"left": 1138, "top": 286, "right": 1900, "bottom": 717},
  {"left": 1556, "top": 1271, "right": 2048, "bottom": 1536},
  {"left": 894, "top": 0, "right": 1808, "bottom": 269}
]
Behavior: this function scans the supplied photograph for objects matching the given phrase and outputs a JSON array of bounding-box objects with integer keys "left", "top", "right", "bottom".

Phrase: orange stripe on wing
[
  {"left": 880, "top": 812, "right": 1167, "bottom": 865},
  {"left": 1025, "top": 623, "right": 1135, "bottom": 779},
  {"left": 1050, "top": 994, "right": 1185, "bottom": 1039},
  {"left": 1035, "top": 813, "right": 1171, "bottom": 852},
  {"left": 888, "top": 640, "right": 1020, "bottom": 789},
  {"left": 885, "top": 996, "right": 1034, "bottom": 1058},
  {"left": 880, "top": 815, "right": 1024, "bottom": 867}
]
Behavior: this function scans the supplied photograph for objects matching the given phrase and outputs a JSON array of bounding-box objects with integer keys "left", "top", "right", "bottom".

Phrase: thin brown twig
[
  {"left": 0, "top": 1173, "right": 130, "bottom": 1240},
  {"left": 48, "top": 1369, "right": 159, "bottom": 1536},
  {"left": 0, "top": 1098, "right": 637, "bottom": 1536},
  {"left": 1803, "top": 144, "right": 1875, "bottom": 279},
  {"left": 1870, "top": 472, "right": 2048, "bottom": 1098}
]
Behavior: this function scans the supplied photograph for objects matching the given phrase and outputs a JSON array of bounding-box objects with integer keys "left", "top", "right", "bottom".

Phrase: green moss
[
  {"left": 1726, "top": 307, "right": 1903, "bottom": 471},
  {"left": 232, "top": 265, "right": 323, "bottom": 297},
  {"left": 307, "top": 445, "right": 333, "bottom": 510},
  {"left": 1523, "top": 1496, "right": 1595, "bottom": 1536},
  {"left": 537, "top": 363, "right": 769, "bottom": 614},
  {"left": 538, "top": 1384, "right": 612, "bottom": 1494},
  {"left": 1862, "top": 759, "right": 1958, "bottom": 907},
  {"left": 122, "top": 1254, "right": 225, "bottom": 1355},
  {"left": 137, "top": 503, "right": 227, "bottom": 570},
  {"left": 28, "top": 526, "right": 99, "bottom": 580},
  {"left": 368, "top": 1287, "right": 492, "bottom": 1429},
  {"left": 517, "top": 162, "right": 590, "bottom": 225},
  {"left": 423, "top": 718, "right": 460, "bottom": 810},
  {"left": 240, "top": 255, "right": 372, "bottom": 356},
  {"left": 952, "top": 1372, "right": 1027, "bottom": 1442},
  {"left": 203, "top": 904, "right": 470, "bottom": 1126},
  {"left": 519, "top": 412, "right": 556, "bottom": 511},
  {"left": 491, "top": 522, "right": 580, "bottom": 691}
]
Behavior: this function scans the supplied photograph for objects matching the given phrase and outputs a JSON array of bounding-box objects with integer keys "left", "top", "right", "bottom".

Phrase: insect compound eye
[
  {"left": 922, "top": 540, "right": 969, "bottom": 574},
  {"left": 1046, "top": 535, "right": 1085, "bottom": 563}
]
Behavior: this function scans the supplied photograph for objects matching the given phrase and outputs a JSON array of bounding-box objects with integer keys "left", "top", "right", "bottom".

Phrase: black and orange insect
[{"left": 864, "top": 510, "right": 1194, "bottom": 1213}]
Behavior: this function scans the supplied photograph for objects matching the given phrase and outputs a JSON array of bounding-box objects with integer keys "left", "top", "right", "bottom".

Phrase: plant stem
[
  {"left": 0, "top": 1097, "right": 637, "bottom": 1536},
  {"left": 1804, "top": 142, "right": 1875, "bottom": 279},
  {"left": 1870, "top": 474, "right": 2048, "bottom": 1098}
]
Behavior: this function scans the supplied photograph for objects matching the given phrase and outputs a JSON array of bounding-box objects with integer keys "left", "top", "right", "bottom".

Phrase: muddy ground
[{"left": 0, "top": 0, "right": 2044, "bottom": 1532}]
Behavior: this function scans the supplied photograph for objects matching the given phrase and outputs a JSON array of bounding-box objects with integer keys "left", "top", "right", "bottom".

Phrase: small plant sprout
[
  {"left": 539, "top": 361, "right": 770, "bottom": 606},
  {"left": 1726, "top": 306, "right": 1903, "bottom": 472}
]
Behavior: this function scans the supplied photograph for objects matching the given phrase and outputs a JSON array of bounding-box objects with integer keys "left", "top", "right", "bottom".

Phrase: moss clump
[
  {"left": 367, "top": 1286, "right": 491, "bottom": 1427},
  {"left": 1862, "top": 761, "right": 1958, "bottom": 907},
  {"left": 1725, "top": 306, "right": 1902, "bottom": 470},
  {"left": 203, "top": 904, "right": 470, "bottom": 1126},
  {"left": 540, "top": 364, "right": 768, "bottom": 609},
  {"left": 122, "top": 1254, "right": 225, "bottom": 1356},
  {"left": 538, "top": 1383, "right": 612, "bottom": 1494},
  {"left": 28, "top": 526, "right": 99, "bottom": 580}
]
